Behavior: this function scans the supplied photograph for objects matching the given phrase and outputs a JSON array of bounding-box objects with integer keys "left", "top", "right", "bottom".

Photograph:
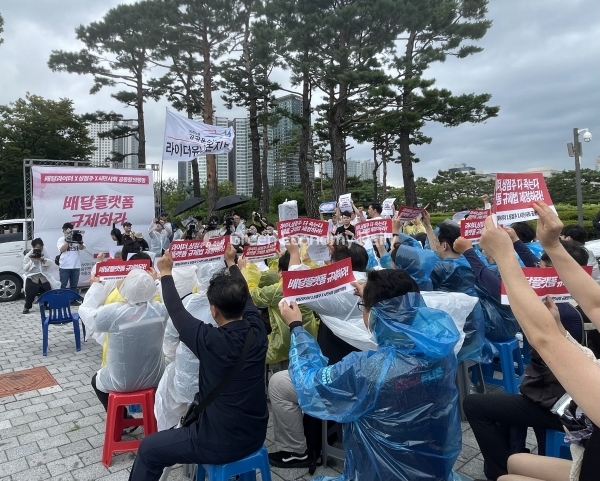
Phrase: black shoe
[
  {"left": 268, "top": 450, "right": 311, "bottom": 468},
  {"left": 22, "top": 308, "right": 30, "bottom": 314}
]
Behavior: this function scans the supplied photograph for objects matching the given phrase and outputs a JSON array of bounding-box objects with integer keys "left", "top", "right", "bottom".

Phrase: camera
[
  {"left": 65, "top": 228, "right": 85, "bottom": 243},
  {"left": 252, "top": 211, "right": 262, "bottom": 223},
  {"left": 31, "top": 248, "right": 42, "bottom": 259},
  {"left": 185, "top": 223, "right": 197, "bottom": 240}
]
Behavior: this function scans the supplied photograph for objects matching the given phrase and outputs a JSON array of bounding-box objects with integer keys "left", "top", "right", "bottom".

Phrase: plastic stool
[
  {"left": 102, "top": 388, "right": 158, "bottom": 467},
  {"left": 546, "top": 430, "right": 572, "bottom": 460},
  {"left": 196, "top": 445, "right": 272, "bottom": 481},
  {"left": 478, "top": 338, "right": 525, "bottom": 394}
]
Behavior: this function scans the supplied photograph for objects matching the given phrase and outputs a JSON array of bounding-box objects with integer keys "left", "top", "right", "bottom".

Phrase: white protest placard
[
  {"left": 338, "top": 194, "right": 353, "bottom": 212},
  {"left": 396, "top": 206, "right": 424, "bottom": 221},
  {"left": 306, "top": 243, "right": 331, "bottom": 262},
  {"left": 162, "top": 110, "right": 235, "bottom": 160},
  {"left": 31, "top": 166, "right": 155, "bottom": 286},
  {"left": 494, "top": 172, "right": 556, "bottom": 224},
  {"left": 319, "top": 201, "right": 337, "bottom": 214},
  {"left": 282, "top": 258, "right": 355, "bottom": 304},
  {"left": 169, "top": 237, "right": 230, "bottom": 265},
  {"left": 382, "top": 198, "right": 396, "bottom": 216},
  {"left": 354, "top": 219, "right": 393, "bottom": 240},
  {"left": 243, "top": 242, "right": 279, "bottom": 263},
  {"left": 501, "top": 266, "right": 593, "bottom": 304},
  {"left": 460, "top": 209, "right": 490, "bottom": 244},
  {"left": 277, "top": 219, "right": 329, "bottom": 241}
]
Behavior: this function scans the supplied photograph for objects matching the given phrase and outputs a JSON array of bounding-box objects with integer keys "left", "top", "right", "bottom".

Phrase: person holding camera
[
  {"left": 57, "top": 222, "right": 85, "bottom": 293},
  {"left": 22, "top": 238, "right": 55, "bottom": 314},
  {"left": 149, "top": 217, "right": 172, "bottom": 256}
]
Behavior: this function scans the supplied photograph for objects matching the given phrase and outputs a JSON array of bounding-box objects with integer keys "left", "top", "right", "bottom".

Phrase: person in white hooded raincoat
[
  {"left": 154, "top": 261, "right": 223, "bottom": 431},
  {"left": 79, "top": 268, "right": 168, "bottom": 412}
]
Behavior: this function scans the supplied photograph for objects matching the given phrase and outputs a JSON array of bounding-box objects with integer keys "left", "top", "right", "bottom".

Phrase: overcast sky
[{"left": 0, "top": 0, "right": 598, "bottom": 188}]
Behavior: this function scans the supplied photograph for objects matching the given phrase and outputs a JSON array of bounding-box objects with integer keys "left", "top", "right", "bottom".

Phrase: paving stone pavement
[{"left": 0, "top": 297, "right": 538, "bottom": 480}]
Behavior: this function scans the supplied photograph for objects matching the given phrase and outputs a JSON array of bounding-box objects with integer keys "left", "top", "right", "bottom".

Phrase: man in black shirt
[
  {"left": 128, "top": 245, "right": 268, "bottom": 481},
  {"left": 334, "top": 211, "right": 355, "bottom": 242}
]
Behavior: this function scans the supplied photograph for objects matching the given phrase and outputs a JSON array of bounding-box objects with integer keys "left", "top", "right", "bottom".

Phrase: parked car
[{"left": 0, "top": 219, "right": 29, "bottom": 302}]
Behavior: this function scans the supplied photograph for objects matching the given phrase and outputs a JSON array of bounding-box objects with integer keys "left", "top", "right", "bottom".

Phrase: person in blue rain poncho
[{"left": 278, "top": 268, "right": 462, "bottom": 481}]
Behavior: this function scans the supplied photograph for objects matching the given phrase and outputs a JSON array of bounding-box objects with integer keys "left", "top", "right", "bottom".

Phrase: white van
[{"left": 0, "top": 219, "right": 29, "bottom": 302}]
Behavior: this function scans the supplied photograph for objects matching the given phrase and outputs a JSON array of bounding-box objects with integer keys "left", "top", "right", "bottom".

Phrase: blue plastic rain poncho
[
  {"left": 394, "top": 241, "right": 491, "bottom": 363},
  {"left": 289, "top": 293, "right": 462, "bottom": 481}
]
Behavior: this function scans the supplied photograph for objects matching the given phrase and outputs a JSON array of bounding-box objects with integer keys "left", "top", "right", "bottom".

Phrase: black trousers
[
  {"left": 463, "top": 393, "right": 564, "bottom": 481},
  {"left": 24, "top": 277, "right": 51, "bottom": 309},
  {"left": 91, "top": 374, "right": 109, "bottom": 411},
  {"left": 128, "top": 425, "right": 259, "bottom": 481}
]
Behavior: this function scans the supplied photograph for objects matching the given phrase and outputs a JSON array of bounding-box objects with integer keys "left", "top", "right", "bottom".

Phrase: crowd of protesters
[{"left": 56, "top": 196, "right": 600, "bottom": 481}]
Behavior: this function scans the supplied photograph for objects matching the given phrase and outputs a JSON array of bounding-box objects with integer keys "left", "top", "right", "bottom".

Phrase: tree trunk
[
  {"left": 400, "top": 32, "right": 417, "bottom": 207},
  {"left": 299, "top": 66, "right": 318, "bottom": 218},
  {"left": 136, "top": 67, "right": 146, "bottom": 169},
  {"left": 382, "top": 139, "right": 388, "bottom": 199},
  {"left": 188, "top": 109, "right": 201, "bottom": 197},
  {"left": 329, "top": 84, "right": 347, "bottom": 201},
  {"left": 242, "top": 15, "right": 262, "bottom": 202},
  {"left": 201, "top": 25, "right": 218, "bottom": 214},
  {"left": 260, "top": 104, "right": 270, "bottom": 213},
  {"left": 372, "top": 146, "right": 378, "bottom": 201}
]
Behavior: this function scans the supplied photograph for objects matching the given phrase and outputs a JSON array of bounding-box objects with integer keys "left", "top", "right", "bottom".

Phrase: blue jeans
[{"left": 59, "top": 268, "right": 80, "bottom": 292}]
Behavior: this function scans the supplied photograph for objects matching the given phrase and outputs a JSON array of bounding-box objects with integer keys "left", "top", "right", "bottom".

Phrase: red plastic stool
[{"left": 102, "top": 388, "right": 158, "bottom": 467}]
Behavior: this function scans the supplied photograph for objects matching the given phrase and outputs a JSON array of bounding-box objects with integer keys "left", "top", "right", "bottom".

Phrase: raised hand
[{"left": 533, "top": 201, "right": 563, "bottom": 249}]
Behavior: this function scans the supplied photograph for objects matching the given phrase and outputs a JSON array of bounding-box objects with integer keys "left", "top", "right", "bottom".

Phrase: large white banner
[
  {"left": 32, "top": 166, "right": 155, "bottom": 285},
  {"left": 162, "top": 110, "right": 235, "bottom": 160}
]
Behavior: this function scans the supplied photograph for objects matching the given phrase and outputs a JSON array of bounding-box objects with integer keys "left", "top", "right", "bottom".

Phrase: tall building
[
  {"left": 318, "top": 159, "right": 382, "bottom": 183},
  {"left": 231, "top": 118, "right": 275, "bottom": 196},
  {"left": 87, "top": 120, "right": 139, "bottom": 168},
  {"left": 272, "top": 94, "right": 310, "bottom": 187}
]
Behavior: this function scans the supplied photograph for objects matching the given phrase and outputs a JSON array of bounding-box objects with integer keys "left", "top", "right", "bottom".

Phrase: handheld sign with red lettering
[
  {"left": 396, "top": 206, "right": 424, "bottom": 221},
  {"left": 494, "top": 173, "right": 556, "bottom": 224},
  {"left": 169, "top": 237, "right": 230, "bottom": 266},
  {"left": 277, "top": 218, "right": 329, "bottom": 240},
  {"left": 354, "top": 219, "right": 393, "bottom": 240},
  {"left": 282, "top": 258, "right": 355, "bottom": 304},
  {"left": 500, "top": 266, "right": 592, "bottom": 305},
  {"left": 460, "top": 209, "right": 490, "bottom": 243},
  {"left": 96, "top": 259, "right": 152, "bottom": 280},
  {"left": 243, "top": 242, "right": 279, "bottom": 262}
]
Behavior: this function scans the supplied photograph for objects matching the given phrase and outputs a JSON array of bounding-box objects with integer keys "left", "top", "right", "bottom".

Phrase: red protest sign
[
  {"left": 96, "top": 259, "right": 151, "bottom": 280},
  {"left": 277, "top": 218, "right": 329, "bottom": 240},
  {"left": 354, "top": 219, "right": 393, "bottom": 240},
  {"left": 396, "top": 206, "right": 424, "bottom": 221},
  {"left": 493, "top": 173, "right": 555, "bottom": 224},
  {"left": 500, "top": 266, "right": 592, "bottom": 305},
  {"left": 460, "top": 209, "right": 490, "bottom": 243},
  {"left": 169, "top": 237, "right": 230, "bottom": 265},
  {"left": 282, "top": 258, "right": 355, "bottom": 304},
  {"left": 243, "top": 242, "right": 279, "bottom": 262}
]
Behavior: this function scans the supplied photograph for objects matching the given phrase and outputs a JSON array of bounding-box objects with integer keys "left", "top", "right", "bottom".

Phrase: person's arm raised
[
  {"left": 421, "top": 209, "right": 439, "bottom": 251},
  {"left": 480, "top": 216, "right": 600, "bottom": 427},
  {"left": 534, "top": 201, "right": 600, "bottom": 326}
]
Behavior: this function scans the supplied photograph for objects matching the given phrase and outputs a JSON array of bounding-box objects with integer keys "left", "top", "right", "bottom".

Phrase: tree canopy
[{"left": 0, "top": 94, "right": 95, "bottom": 217}]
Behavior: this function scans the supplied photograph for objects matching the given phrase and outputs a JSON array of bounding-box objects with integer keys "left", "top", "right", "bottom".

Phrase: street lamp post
[{"left": 568, "top": 128, "right": 593, "bottom": 226}]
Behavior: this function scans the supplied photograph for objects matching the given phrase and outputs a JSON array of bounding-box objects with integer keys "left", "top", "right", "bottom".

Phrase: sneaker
[
  {"left": 22, "top": 308, "right": 30, "bottom": 314},
  {"left": 268, "top": 450, "right": 311, "bottom": 468}
]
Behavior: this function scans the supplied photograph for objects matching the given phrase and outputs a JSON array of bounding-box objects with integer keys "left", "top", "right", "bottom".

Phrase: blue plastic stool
[
  {"left": 478, "top": 338, "right": 525, "bottom": 394},
  {"left": 196, "top": 445, "right": 271, "bottom": 481},
  {"left": 546, "top": 430, "right": 572, "bottom": 460}
]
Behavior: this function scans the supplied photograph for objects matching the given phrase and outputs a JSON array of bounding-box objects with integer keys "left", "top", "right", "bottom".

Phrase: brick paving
[{"left": 0, "top": 298, "right": 538, "bottom": 480}]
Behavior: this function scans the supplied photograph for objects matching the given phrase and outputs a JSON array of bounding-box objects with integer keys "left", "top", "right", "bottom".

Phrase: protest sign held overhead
[
  {"left": 162, "top": 110, "right": 234, "bottom": 160},
  {"left": 243, "top": 242, "right": 279, "bottom": 263},
  {"left": 277, "top": 218, "right": 329, "bottom": 241},
  {"left": 460, "top": 209, "right": 490, "bottom": 244},
  {"left": 338, "top": 194, "right": 353, "bottom": 212},
  {"left": 493, "top": 172, "right": 556, "bottom": 224},
  {"left": 354, "top": 219, "right": 393, "bottom": 240},
  {"left": 501, "top": 266, "right": 593, "bottom": 305},
  {"left": 282, "top": 258, "right": 355, "bottom": 304},
  {"left": 381, "top": 198, "right": 396, "bottom": 216},
  {"left": 169, "top": 237, "right": 230, "bottom": 265},
  {"left": 96, "top": 259, "right": 152, "bottom": 280},
  {"left": 319, "top": 201, "right": 337, "bottom": 214},
  {"left": 396, "top": 206, "right": 424, "bottom": 221}
]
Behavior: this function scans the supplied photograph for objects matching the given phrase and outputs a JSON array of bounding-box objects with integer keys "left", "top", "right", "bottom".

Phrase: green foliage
[
  {"left": 0, "top": 12, "right": 4, "bottom": 45},
  {"left": 0, "top": 94, "right": 95, "bottom": 217},
  {"left": 546, "top": 169, "right": 600, "bottom": 205}
]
